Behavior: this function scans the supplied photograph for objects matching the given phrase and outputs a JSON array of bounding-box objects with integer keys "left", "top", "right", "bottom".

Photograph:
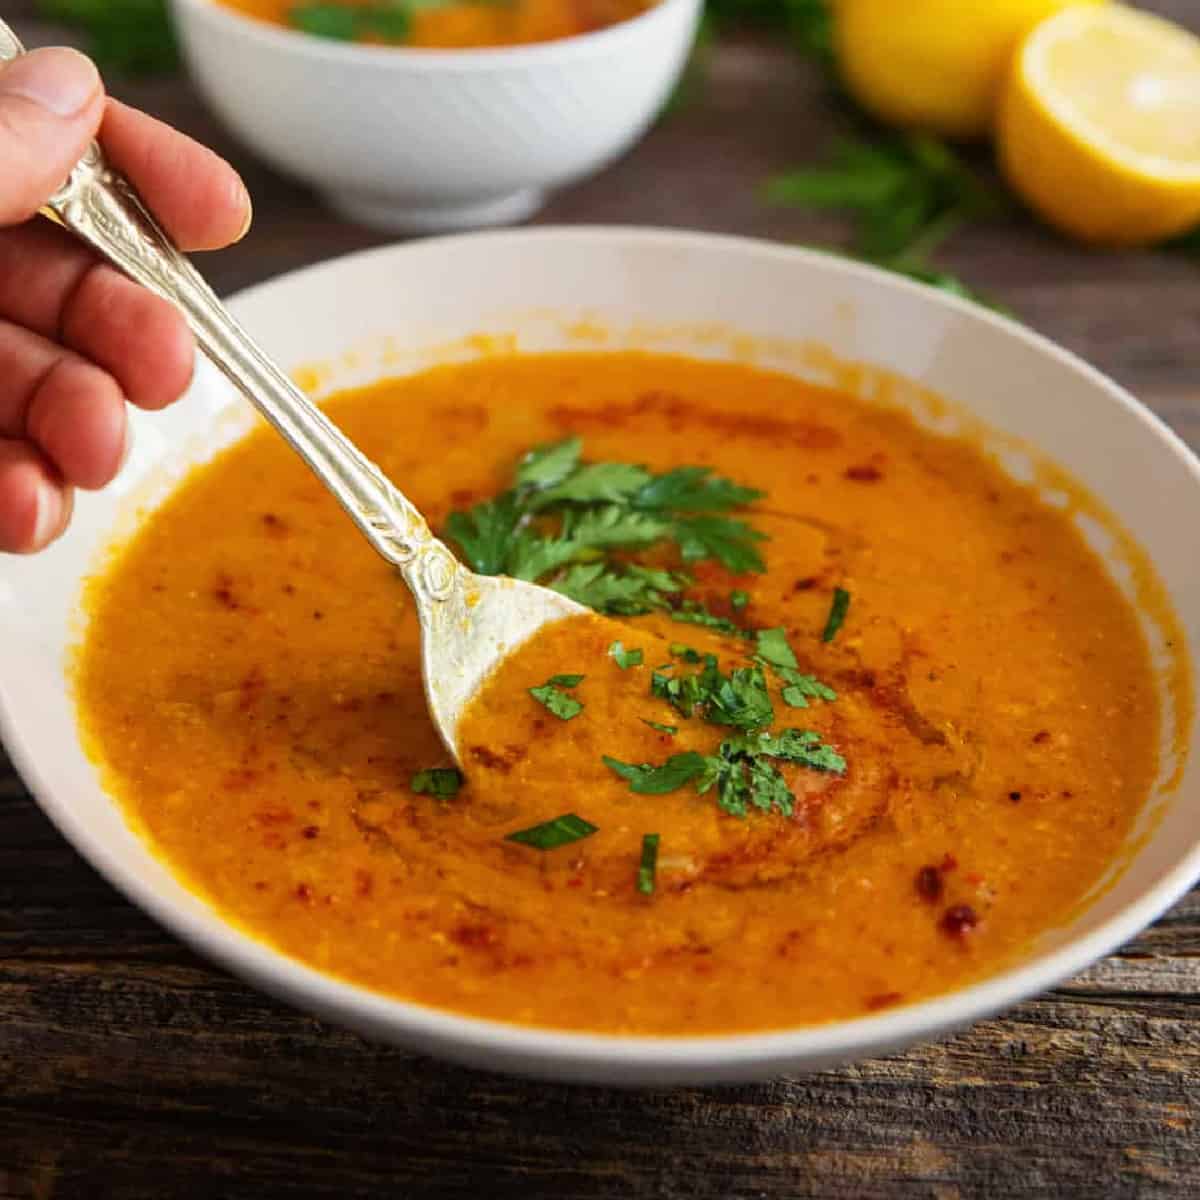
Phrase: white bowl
[
  {"left": 168, "top": 0, "right": 701, "bottom": 233},
  {"left": 3, "top": 229, "right": 1198, "bottom": 1085}
]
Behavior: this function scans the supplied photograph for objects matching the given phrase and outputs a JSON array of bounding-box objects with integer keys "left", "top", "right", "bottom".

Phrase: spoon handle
[{"left": 0, "top": 22, "right": 463, "bottom": 603}]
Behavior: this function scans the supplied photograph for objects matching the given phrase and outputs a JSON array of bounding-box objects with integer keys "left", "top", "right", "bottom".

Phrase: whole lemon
[{"left": 833, "top": 0, "right": 1107, "bottom": 139}]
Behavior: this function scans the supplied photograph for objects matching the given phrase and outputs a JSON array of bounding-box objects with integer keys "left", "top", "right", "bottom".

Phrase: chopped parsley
[
  {"left": 608, "top": 641, "right": 644, "bottom": 670},
  {"left": 780, "top": 675, "right": 838, "bottom": 708},
  {"left": 669, "top": 643, "right": 703, "bottom": 663},
  {"left": 668, "top": 599, "right": 752, "bottom": 638},
  {"left": 602, "top": 752, "right": 710, "bottom": 795},
  {"left": 410, "top": 767, "right": 464, "bottom": 799},
  {"left": 730, "top": 589, "right": 750, "bottom": 611},
  {"left": 642, "top": 719, "right": 679, "bottom": 736},
  {"left": 755, "top": 626, "right": 799, "bottom": 670},
  {"left": 444, "top": 438, "right": 767, "bottom": 616},
  {"left": 638, "top": 834, "right": 661, "bottom": 896},
  {"left": 822, "top": 587, "right": 851, "bottom": 643},
  {"left": 605, "top": 727, "right": 845, "bottom": 819},
  {"left": 753, "top": 627, "right": 837, "bottom": 707},
  {"left": 545, "top": 674, "right": 585, "bottom": 687},
  {"left": 506, "top": 813, "right": 598, "bottom": 850},
  {"left": 651, "top": 656, "right": 774, "bottom": 731},
  {"left": 529, "top": 675, "right": 585, "bottom": 721}
]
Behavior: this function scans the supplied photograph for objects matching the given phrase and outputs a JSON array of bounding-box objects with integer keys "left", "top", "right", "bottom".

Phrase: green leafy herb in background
[{"left": 34, "top": 0, "right": 177, "bottom": 74}]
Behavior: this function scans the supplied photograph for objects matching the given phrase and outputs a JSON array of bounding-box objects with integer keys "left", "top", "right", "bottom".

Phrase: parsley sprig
[
  {"left": 605, "top": 726, "right": 844, "bottom": 819},
  {"left": 611, "top": 639, "right": 846, "bottom": 819},
  {"left": 445, "top": 438, "right": 767, "bottom": 614},
  {"left": 34, "top": 1, "right": 177, "bottom": 74},
  {"left": 764, "top": 134, "right": 1012, "bottom": 311}
]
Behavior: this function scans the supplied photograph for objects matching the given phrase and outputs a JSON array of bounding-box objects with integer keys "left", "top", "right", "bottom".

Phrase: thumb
[{"left": 0, "top": 47, "right": 104, "bottom": 226}]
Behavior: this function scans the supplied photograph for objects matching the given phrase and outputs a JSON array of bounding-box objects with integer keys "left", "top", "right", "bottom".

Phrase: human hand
[{"left": 0, "top": 46, "right": 250, "bottom": 554}]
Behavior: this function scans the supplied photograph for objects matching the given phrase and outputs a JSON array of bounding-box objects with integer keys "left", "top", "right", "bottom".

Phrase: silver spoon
[{"left": 0, "top": 23, "right": 584, "bottom": 764}]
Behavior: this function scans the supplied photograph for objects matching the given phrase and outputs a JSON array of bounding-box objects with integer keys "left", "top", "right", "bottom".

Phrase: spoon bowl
[{"left": 0, "top": 20, "right": 583, "bottom": 762}]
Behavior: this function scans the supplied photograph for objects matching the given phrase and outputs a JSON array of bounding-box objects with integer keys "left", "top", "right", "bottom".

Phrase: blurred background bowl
[{"left": 168, "top": 0, "right": 702, "bottom": 234}]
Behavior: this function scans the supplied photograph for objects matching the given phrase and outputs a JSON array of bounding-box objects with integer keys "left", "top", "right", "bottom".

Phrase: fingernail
[
  {"left": 31, "top": 479, "right": 65, "bottom": 550},
  {"left": 234, "top": 188, "right": 254, "bottom": 243},
  {"left": 0, "top": 47, "right": 101, "bottom": 118},
  {"left": 118, "top": 421, "right": 134, "bottom": 472}
]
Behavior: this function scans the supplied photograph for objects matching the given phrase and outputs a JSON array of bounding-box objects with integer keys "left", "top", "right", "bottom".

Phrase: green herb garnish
[
  {"left": 753, "top": 627, "right": 836, "bottom": 707},
  {"left": 603, "top": 752, "right": 710, "bottom": 795},
  {"left": 605, "top": 726, "right": 844, "bottom": 819},
  {"left": 642, "top": 719, "right": 679, "bottom": 736},
  {"left": 780, "top": 675, "right": 838, "bottom": 708},
  {"left": 668, "top": 600, "right": 751, "bottom": 638},
  {"left": 669, "top": 643, "right": 703, "bottom": 663},
  {"left": 730, "top": 589, "right": 750, "bottom": 611},
  {"left": 609, "top": 641, "right": 644, "bottom": 670},
  {"left": 637, "top": 833, "right": 661, "bottom": 895},
  {"left": 410, "top": 767, "right": 464, "bottom": 799},
  {"left": 444, "top": 438, "right": 766, "bottom": 615},
  {"left": 652, "top": 655, "right": 775, "bottom": 731},
  {"left": 755, "top": 626, "right": 799, "bottom": 670},
  {"left": 822, "top": 588, "right": 851, "bottom": 643},
  {"left": 506, "top": 813, "right": 598, "bottom": 850},
  {"left": 530, "top": 675, "right": 585, "bottom": 721}
]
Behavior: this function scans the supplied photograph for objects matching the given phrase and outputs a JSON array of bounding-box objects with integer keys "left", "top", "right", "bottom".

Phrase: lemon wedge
[{"left": 999, "top": 4, "right": 1200, "bottom": 245}]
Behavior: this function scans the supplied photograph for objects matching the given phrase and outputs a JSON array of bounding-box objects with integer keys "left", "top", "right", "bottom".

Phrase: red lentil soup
[
  {"left": 74, "top": 352, "right": 1162, "bottom": 1035},
  {"left": 219, "top": 1, "right": 656, "bottom": 49}
]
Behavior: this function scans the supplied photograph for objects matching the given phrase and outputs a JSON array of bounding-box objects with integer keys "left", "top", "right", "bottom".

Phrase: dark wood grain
[{"left": 3, "top": 2, "right": 1200, "bottom": 1196}]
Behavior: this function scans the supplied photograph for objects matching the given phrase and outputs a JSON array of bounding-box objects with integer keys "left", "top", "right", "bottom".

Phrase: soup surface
[
  {"left": 75, "top": 352, "right": 1161, "bottom": 1035},
  {"left": 219, "top": 0, "right": 655, "bottom": 49}
]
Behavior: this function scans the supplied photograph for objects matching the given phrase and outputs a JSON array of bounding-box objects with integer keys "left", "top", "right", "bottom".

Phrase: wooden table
[{"left": 3, "top": 3, "right": 1199, "bottom": 1195}]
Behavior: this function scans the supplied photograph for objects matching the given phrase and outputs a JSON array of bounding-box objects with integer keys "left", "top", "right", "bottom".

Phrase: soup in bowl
[
  {"left": 169, "top": 0, "right": 701, "bottom": 232},
  {"left": 1, "top": 229, "right": 1196, "bottom": 1083}
]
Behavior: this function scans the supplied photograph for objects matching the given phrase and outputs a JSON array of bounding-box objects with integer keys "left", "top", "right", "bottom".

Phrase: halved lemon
[
  {"left": 833, "top": 0, "right": 1106, "bottom": 140},
  {"left": 998, "top": 4, "right": 1200, "bottom": 245}
]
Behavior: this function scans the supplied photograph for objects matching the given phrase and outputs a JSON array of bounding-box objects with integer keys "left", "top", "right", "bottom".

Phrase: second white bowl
[{"left": 169, "top": 0, "right": 702, "bottom": 233}]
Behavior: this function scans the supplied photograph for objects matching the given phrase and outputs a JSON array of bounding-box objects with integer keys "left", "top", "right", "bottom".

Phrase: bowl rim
[
  {"left": 170, "top": 0, "right": 700, "bottom": 70},
  {"left": 6, "top": 225, "right": 1200, "bottom": 1082}
]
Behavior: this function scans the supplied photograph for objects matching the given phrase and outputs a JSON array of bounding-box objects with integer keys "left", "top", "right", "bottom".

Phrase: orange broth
[
  {"left": 218, "top": 0, "right": 655, "bottom": 48},
  {"left": 74, "top": 352, "right": 1162, "bottom": 1034}
]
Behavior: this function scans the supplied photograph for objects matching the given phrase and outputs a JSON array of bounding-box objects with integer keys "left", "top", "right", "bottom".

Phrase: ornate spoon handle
[{"left": 0, "top": 21, "right": 462, "bottom": 605}]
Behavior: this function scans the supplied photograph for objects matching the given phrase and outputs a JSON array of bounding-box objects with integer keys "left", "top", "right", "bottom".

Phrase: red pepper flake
[
  {"left": 845, "top": 464, "right": 883, "bottom": 482},
  {"left": 295, "top": 883, "right": 313, "bottom": 903},
  {"left": 792, "top": 576, "right": 819, "bottom": 593},
  {"left": 940, "top": 853, "right": 958, "bottom": 873},
  {"left": 261, "top": 512, "right": 288, "bottom": 536},
  {"left": 1008, "top": 791, "right": 1022, "bottom": 803},
  {"left": 451, "top": 922, "right": 499, "bottom": 949},
  {"left": 915, "top": 865, "right": 944, "bottom": 903},
  {"left": 865, "top": 991, "right": 904, "bottom": 1011},
  {"left": 312, "top": 610, "right": 324, "bottom": 621},
  {"left": 301, "top": 825, "right": 319, "bottom": 840},
  {"left": 940, "top": 905, "right": 979, "bottom": 938},
  {"left": 214, "top": 572, "right": 239, "bottom": 610},
  {"left": 1032, "top": 730, "right": 1051, "bottom": 745}
]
